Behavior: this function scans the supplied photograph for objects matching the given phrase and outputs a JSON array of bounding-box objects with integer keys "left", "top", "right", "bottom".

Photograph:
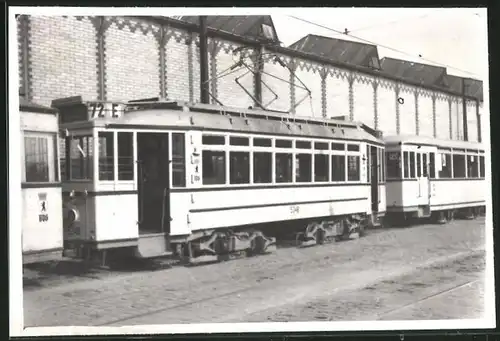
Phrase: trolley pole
[
  {"left": 199, "top": 16, "right": 210, "bottom": 104},
  {"left": 462, "top": 78, "right": 468, "bottom": 141}
]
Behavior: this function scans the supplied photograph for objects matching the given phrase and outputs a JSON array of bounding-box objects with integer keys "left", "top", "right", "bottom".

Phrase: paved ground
[{"left": 23, "top": 217, "right": 486, "bottom": 327}]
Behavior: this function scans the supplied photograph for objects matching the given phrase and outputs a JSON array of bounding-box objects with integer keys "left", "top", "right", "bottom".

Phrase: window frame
[
  {"left": 62, "top": 130, "right": 95, "bottom": 182},
  {"left": 451, "top": 150, "right": 467, "bottom": 179},
  {"left": 22, "top": 131, "right": 59, "bottom": 184}
]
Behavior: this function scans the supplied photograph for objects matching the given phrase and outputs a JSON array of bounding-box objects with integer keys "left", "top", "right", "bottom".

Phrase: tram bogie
[
  {"left": 20, "top": 97, "right": 64, "bottom": 265},
  {"left": 384, "top": 135, "right": 486, "bottom": 226},
  {"left": 52, "top": 96, "right": 386, "bottom": 266}
]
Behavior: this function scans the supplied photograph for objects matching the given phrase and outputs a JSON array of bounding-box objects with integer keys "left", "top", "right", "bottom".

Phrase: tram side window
[
  {"left": 377, "top": 148, "right": 382, "bottom": 183},
  {"left": 416, "top": 153, "right": 422, "bottom": 177},
  {"left": 409, "top": 152, "right": 416, "bottom": 178},
  {"left": 386, "top": 151, "right": 401, "bottom": 179},
  {"left": 366, "top": 145, "right": 371, "bottom": 181},
  {"left": 296, "top": 153, "right": 312, "bottom": 183},
  {"left": 331, "top": 155, "right": 345, "bottom": 181},
  {"left": 172, "top": 133, "right": 186, "bottom": 187},
  {"left": 230, "top": 151, "right": 250, "bottom": 184},
  {"left": 452, "top": 154, "right": 466, "bottom": 178},
  {"left": 314, "top": 154, "right": 329, "bottom": 182},
  {"left": 429, "top": 153, "right": 436, "bottom": 178},
  {"left": 117, "top": 132, "right": 134, "bottom": 181},
  {"left": 202, "top": 151, "right": 226, "bottom": 185},
  {"left": 276, "top": 153, "right": 292, "bottom": 183},
  {"left": 480, "top": 155, "right": 485, "bottom": 178},
  {"left": 59, "top": 136, "right": 66, "bottom": 180},
  {"left": 422, "top": 153, "right": 428, "bottom": 177},
  {"left": 439, "top": 153, "right": 452, "bottom": 178},
  {"left": 467, "top": 155, "right": 479, "bottom": 178},
  {"left": 70, "top": 135, "right": 93, "bottom": 180},
  {"left": 253, "top": 152, "right": 272, "bottom": 183},
  {"left": 402, "top": 151, "right": 409, "bottom": 178},
  {"left": 24, "top": 134, "right": 57, "bottom": 183},
  {"left": 347, "top": 155, "right": 360, "bottom": 181},
  {"left": 98, "top": 132, "right": 114, "bottom": 181},
  {"left": 381, "top": 150, "right": 385, "bottom": 182}
]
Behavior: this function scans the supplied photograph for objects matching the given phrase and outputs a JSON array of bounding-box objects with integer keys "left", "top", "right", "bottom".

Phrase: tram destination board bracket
[{"left": 52, "top": 96, "right": 128, "bottom": 123}]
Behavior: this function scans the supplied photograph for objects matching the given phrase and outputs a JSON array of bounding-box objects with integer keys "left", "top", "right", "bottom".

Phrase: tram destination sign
[{"left": 86, "top": 101, "right": 126, "bottom": 120}]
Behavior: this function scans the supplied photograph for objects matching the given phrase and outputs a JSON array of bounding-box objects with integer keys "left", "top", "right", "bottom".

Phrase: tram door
[
  {"left": 370, "top": 146, "right": 379, "bottom": 213},
  {"left": 137, "top": 133, "right": 170, "bottom": 235},
  {"left": 416, "top": 151, "right": 430, "bottom": 207}
]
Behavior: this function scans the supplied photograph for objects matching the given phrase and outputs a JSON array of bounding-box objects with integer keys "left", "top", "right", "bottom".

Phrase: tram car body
[
  {"left": 384, "top": 135, "right": 486, "bottom": 224},
  {"left": 53, "top": 96, "right": 386, "bottom": 264},
  {"left": 20, "top": 97, "right": 64, "bottom": 264}
]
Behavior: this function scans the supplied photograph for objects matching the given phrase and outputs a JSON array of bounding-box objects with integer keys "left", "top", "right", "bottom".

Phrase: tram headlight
[{"left": 64, "top": 207, "right": 80, "bottom": 227}]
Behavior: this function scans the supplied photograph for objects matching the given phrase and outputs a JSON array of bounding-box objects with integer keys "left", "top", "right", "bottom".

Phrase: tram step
[{"left": 136, "top": 233, "right": 171, "bottom": 258}]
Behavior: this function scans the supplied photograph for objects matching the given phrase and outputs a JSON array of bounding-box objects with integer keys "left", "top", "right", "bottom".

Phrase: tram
[
  {"left": 52, "top": 96, "right": 386, "bottom": 265},
  {"left": 384, "top": 135, "right": 486, "bottom": 225},
  {"left": 20, "top": 96, "right": 64, "bottom": 264}
]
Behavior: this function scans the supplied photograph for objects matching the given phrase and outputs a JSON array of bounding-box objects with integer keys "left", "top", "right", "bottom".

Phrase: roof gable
[
  {"left": 380, "top": 57, "right": 447, "bottom": 87},
  {"left": 175, "top": 15, "right": 279, "bottom": 43},
  {"left": 288, "top": 34, "right": 380, "bottom": 69}
]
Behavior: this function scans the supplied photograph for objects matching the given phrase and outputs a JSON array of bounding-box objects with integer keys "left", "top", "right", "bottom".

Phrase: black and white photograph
[{"left": 8, "top": 7, "right": 495, "bottom": 337}]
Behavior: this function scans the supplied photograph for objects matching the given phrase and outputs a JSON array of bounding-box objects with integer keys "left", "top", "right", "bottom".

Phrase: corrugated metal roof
[
  {"left": 381, "top": 57, "right": 483, "bottom": 101},
  {"left": 443, "top": 74, "right": 483, "bottom": 101},
  {"left": 175, "top": 15, "right": 279, "bottom": 42},
  {"left": 288, "top": 34, "right": 380, "bottom": 69},
  {"left": 380, "top": 57, "right": 447, "bottom": 87}
]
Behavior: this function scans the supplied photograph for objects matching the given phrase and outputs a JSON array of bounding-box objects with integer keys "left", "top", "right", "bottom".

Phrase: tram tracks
[
  {"left": 24, "top": 220, "right": 485, "bottom": 327},
  {"left": 376, "top": 279, "right": 481, "bottom": 320}
]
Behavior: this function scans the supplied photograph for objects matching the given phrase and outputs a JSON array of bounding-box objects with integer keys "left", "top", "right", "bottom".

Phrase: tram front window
[
  {"left": 24, "top": 133, "right": 58, "bottom": 183},
  {"left": 98, "top": 132, "right": 114, "bottom": 181},
  {"left": 61, "top": 135, "right": 94, "bottom": 180}
]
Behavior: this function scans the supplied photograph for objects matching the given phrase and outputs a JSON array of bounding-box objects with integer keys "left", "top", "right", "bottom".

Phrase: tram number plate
[
  {"left": 290, "top": 205, "right": 300, "bottom": 215},
  {"left": 38, "top": 214, "right": 49, "bottom": 223},
  {"left": 88, "top": 102, "right": 124, "bottom": 119}
]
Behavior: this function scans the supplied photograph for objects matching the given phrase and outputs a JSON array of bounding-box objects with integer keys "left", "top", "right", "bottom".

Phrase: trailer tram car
[
  {"left": 53, "top": 96, "right": 386, "bottom": 265},
  {"left": 20, "top": 96, "right": 64, "bottom": 264},
  {"left": 384, "top": 135, "right": 486, "bottom": 225}
]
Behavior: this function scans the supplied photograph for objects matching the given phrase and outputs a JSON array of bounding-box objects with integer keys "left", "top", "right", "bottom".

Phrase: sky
[{"left": 270, "top": 8, "right": 488, "bottom": 81}]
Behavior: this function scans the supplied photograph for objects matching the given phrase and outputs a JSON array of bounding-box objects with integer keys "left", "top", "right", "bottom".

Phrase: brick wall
[
  {"left": 377, "top": 81, "right": 398, "bottom": 136},
  {"left": 261, "top": 53, "right": 293, "bottom": 112},
  {"left": 165, "top": 29, "right": 191, "bottom": 102},
  {"left": 398, "top": 85, "right": 417, "bottom": 135},
  {"left": 352, "top": 73, "right": 375, "bottom": 128},
  {"left": 466, "top": 100, "right": 478, "bottom": 142},
  {"left": 105, "top": 18, "right": 160, "bottom": 101},
  {"left": 435, "top": 94, "right": 451, "bottom": 140},
  {"left": 293, "top": 60, "right": 323, "bottom": 118},
  {"left": 29, "top": 16, "right": 98, "bottom": 106},
  {"left": 20, "top": 15, "right": 482, "bottom": 143},
  {"left": 325, "top": 68, "right": 350, "bottom": 119},
  {"left": 418, "top": 91, "right": 434, "bottom": 138},
  {"left": 215, "top": 41, "right": 254, "bottom": 109},
  {"left": 17, "top": 16, "right": 26, "bottom": 92},
  {"left": 450, "top": 98, "right": 464, "bottom": 140}
]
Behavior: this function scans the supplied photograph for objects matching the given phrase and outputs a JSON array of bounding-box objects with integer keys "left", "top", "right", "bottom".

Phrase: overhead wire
[
  {"left": 347, "top": 13, "right": 433, "bottom": 34},
  {"left": 287, "top": 15, "right": 481, "bottom": 79}
]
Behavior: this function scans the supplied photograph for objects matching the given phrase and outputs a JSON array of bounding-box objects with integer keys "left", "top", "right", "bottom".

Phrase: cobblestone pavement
[
  {"left": 239, "top": 251, "right": 485, "bottom": 323},
  {"left": 23, "top": 218, "right": 486, "bottom": 327}
]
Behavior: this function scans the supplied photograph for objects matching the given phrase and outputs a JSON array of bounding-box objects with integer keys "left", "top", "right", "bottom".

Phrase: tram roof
[
  {"left": 384, "top": 135, "right": 485, "bottom": 151},
  {"left": 59, "top": 104, "right": 379, "bottom": 145},
  {"left": 111, "top": 109, "right": 382, "bottom": 144},
  {"left": 19, "top": 96, "right": 58, "bottom": 114}
]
